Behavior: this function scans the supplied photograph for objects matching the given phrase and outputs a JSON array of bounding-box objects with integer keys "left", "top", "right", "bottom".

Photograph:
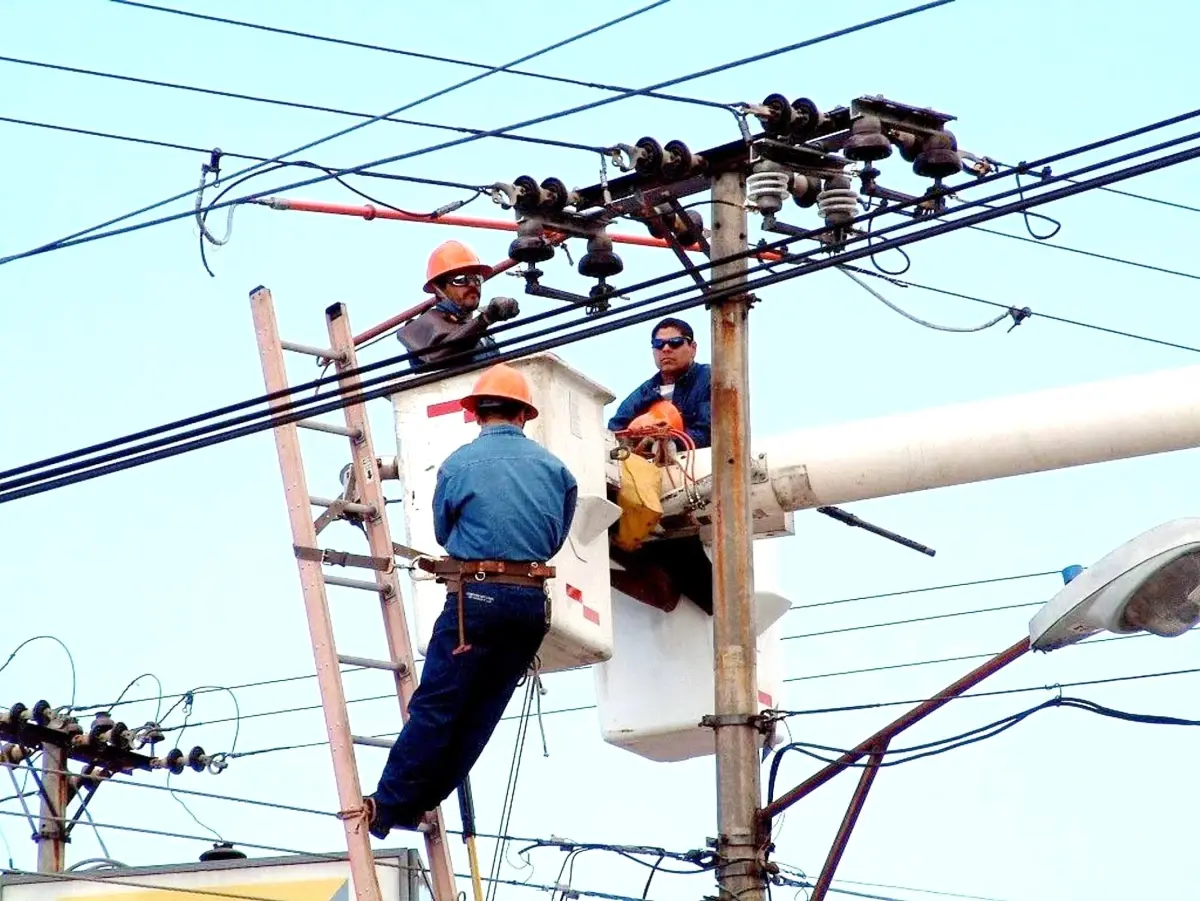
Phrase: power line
[
  {"left": 0, "top": 56, "right": 608, "bottom": 155},
  {"left": 108, "top": 0, "right": 733, "bottom": 113},
  {"left": 0, "top": 636, "right": 78, "bottom": 707},
  {"left": 3, "top": 130, "right": 1197, "bottom": 505},
  {"left": 0, "top": 0, "right": 671, "bottom": 263},
  {"left": 0, "top": 0, "right": 954, "bottom": 266},
  {"left": 969, "top": 223, "right": 1200, "bottom": 283},
  {"left": 0, "top": 116, "right": 488, "bottom": 192},
  {"left": 0, "top": 134, "right": 1184, "bottom": 503},
  {"left": 778, "top": 663, "right": 1200, "bottom": 718},
  {"left": 842, "top": 267, "right": 1200, "bottom": 355},
  {"left": 781, "top": 602, "right": 1042, "bottom": 641},
  {"left": 789, "top": 570, "right": 1061, "bottom": 611}
]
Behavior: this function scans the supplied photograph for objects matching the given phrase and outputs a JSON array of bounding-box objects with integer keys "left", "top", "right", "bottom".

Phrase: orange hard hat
[
  {"left": 424, "top": 240, "right": 495, "bottom": 294},
  {"left": 461, "top": 363, "right": 539, "bottom": 419},
  {"left": 628, "top": 399, "right": 684, "bottom": 433}
]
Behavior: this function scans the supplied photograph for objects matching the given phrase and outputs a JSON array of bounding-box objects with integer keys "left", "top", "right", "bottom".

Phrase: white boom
[{"left": 661, "top": 363, "right": 1200, "bottom": 519}]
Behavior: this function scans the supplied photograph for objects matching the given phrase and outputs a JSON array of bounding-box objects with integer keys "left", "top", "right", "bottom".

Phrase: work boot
[{"left": 361, "top": 795, "right": 391, "bottom": 840}]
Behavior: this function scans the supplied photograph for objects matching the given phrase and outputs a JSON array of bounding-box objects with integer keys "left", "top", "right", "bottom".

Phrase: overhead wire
[
  {"left": 0, "top": 0, "right": 672, "bottom": 264},
  {"left": 0, "top": 0, "right": 955, "bottom": 265},
  {"left": 837, "top": 266, "right": 1012, "bottom": 333},
  {"left": 839, "top": 266, "right": 1200, "bottom": 355},
  {"left": 0, "top": 57, "right": 609, "bottom": 156},
  {"left": 0, "top": 636, "right": 78, "bottom": 708},
  {"left": 780, "top": 601, "right": 1043, "bottom": 641},
  {"left": 108, "top": 0, "right": 734, "bottom": 113},
  {"left": 4, "top": 129, "right": 1196, "bottom": 503}
]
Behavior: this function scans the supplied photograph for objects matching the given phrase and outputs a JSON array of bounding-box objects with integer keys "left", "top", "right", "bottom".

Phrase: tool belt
[{"left": 417, "top": 558, "right": 555, "bottom": 654}]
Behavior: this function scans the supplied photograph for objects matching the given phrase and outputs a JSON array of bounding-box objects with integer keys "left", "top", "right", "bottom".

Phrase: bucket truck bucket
[
  {"left": 390, "top": 352, "right": 618, "bottom": 673},
  {"left": 594, "top": 536, "right": 789, "bottom": 762}
]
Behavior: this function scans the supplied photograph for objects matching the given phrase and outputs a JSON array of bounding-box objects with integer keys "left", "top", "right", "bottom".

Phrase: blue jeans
[{"left": 371, "top": 581, "right": 548, "bottom": 831}]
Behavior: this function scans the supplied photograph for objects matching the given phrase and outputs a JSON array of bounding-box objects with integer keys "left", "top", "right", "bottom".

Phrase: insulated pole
[
  {"left": 709, "top": 170, "right": 764, "bottom": 901},
  {"left": 37, "top": 740, "right": 68, "bottom": 872}
]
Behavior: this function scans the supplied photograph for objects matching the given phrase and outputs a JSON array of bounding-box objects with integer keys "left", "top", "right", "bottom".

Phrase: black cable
[
  {"left": 780, "top": 602, "right": 1042, "bottom": 641},
  {"left": 969, "top": 222, "right": 1200, "bottom": 282},
  {"left": 0, "top": 56, "right": 608, "bottom": 156},
  {"left": 4, "top": 128, "right": 1197, "bottom": 501},
  {"left": 109, "top": 0, "right": 733, "bottom": 113},
  {"left": 4, "top": 135, "right": 1197, "bottom": 503},
  {"left": 0, "top": 636, "right": 78, "bottom": 707},
  {"left": 789, "top": 570, "right": 1060, "bottom": 611},
  {"left": 0, "top": 0, "right": 954, "bottom": 266},
  {"left": 841, "top": 267, "right": 1200, "bottom": 355},
  {"left": 777, "top": 664, "right": 1200, "bottom": 718}
]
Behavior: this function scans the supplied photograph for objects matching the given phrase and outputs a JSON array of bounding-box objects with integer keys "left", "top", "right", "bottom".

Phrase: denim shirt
[
  {"left": 606, "top": 362, "right": 712, "bottom": 449},
  {"left": 433, "top": 425, "right": 578, "bottom": 562}
]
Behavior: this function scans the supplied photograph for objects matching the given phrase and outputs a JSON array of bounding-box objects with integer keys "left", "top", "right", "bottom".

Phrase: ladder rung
[
  {"left": 310, "top": 496, "right": 377, "bottom": 517},
  {"left": 296, "top": 420, "right": 363, "bottom": 439},
  {"left": 351, "top": 735, "right": 395, "bottom": 749},
  {"left": 338, "top": 654, "right": 408, "bottom": 674},
  {"left": 324, "top": 574, "right": 388, "bottom": 592},
  {"left": 280, "top": 339, "right": 344, "bottom": 361}
]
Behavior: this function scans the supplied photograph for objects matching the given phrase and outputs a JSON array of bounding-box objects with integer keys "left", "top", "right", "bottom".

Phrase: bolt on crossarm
[{"left": 708, "top": 170, "right": 766, "bottom": 901}]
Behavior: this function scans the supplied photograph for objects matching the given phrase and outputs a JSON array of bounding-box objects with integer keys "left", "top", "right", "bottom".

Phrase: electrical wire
[
  {"left": 486, "top": 671, "right": 539, "bottom": 901},
  {"left": 769, "top": 695, "right": 1200, "bottom": 791},
  {"left": 0, "top": 636, "right": 78, "bottom": 708},
  {"left": 968, "top": 223, "right": 1200, "bottom": 283},
  {"left": 0, "top": 114, "right": 485, "bottom": 190},
  {"left": 10, "top": 106, "right": 1193, "bottom": 490},
  {"left": 0, "top": 57, "right": 609, "bottom": 156},
  {"left": 3, "top": 135, "right": 1192, "bottom": 505},
  {"left": 837, "top": 267, "right": 1011, "bottom": 333},
  {"left": 830, "top": 878, "right": 1009, "bottom": 901},
  {"left": 108, "top": 0, "right": 733, "bottom": 113},
  {"left": 781, "top": 602, "right": 1042, "bottom": 641},
  {"left": 4, "top": 124, "right": 1198, "bottom": 506},
  {"left": 0, "top": 0, "right": 954, "bottom": 266},
  {"left": 159, "top": 686, "right": 242, "bottom": 842},
  {"left": 105, "top": 673, "right": 165, "bottom": 724},
  {"left": 839, "top": 266, "right": 1200, "bottom": 355},
  {"left": 777, "top": 663, "right": 1200, "bottom": 719},
  {"left": 789, "top": 570, "right": 1061, "bottom": 612}
]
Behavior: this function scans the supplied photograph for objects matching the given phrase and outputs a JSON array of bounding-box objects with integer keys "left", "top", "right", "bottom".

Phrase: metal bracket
[{"left": 700, "top": 712, "right": 777, "bottom": 734}]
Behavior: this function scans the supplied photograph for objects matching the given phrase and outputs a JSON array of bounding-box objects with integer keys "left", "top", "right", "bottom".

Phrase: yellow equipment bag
[{"left": 613, "top": 454, "right": 664, "bottom": 552}]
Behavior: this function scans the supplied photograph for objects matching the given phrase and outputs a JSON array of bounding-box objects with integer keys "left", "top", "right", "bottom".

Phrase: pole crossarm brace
[{"left": 758, "top": 638, "right": 1032, "bottom": 901}]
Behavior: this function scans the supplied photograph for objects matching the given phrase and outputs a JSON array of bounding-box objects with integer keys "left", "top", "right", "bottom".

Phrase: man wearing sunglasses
[
  {"left": 606, "top": 317, "right": 711, "bottom": 449},
  {"left": 398, "top": 240, "right": 521, "bottom": 367}
]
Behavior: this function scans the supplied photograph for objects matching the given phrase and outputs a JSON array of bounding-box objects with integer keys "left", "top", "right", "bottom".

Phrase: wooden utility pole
[
  {"left": 708, "top": 170, "right": 764, "bottom": 901},
  {"left": 37, "top": 739, "right": 68, "bottom": 872}
]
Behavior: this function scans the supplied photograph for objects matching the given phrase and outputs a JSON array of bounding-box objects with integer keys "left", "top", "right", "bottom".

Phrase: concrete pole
[
  {"left": 709, "top": 171, "right": 765, "bottom": 901},
  {"left": 37, "top": 742, "right": 68, "bottom": 872}
]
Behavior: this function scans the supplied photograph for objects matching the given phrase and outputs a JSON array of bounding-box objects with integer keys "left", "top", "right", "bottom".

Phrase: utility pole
[
  {"left": 37, "top": 740, "right": 68, "bottom": 872},
  {"left": 708, "top": 170, "right": 764, "bottom": 901}
]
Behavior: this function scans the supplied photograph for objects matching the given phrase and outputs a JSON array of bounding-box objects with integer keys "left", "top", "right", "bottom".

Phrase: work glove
[{"left": 482, "top": 296, "right": 520, "bottom": 324}]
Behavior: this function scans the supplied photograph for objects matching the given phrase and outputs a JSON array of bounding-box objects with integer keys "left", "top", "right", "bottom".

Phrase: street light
[{"left": 1029, "top": 518, "right": 1200, "bottom": 651}]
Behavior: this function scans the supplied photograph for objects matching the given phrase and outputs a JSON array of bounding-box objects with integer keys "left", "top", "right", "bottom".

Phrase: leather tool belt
[{"left": 417, "top": 558, "right": 556, "bottom": 654}]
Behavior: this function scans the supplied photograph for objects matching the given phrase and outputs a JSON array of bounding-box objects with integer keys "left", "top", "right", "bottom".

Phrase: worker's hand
[{"left": 482, "top": 296, "right": 520, "bottom": 324}]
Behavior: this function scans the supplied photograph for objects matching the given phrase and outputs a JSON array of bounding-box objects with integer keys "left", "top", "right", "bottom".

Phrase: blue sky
[{"left": 3, "top": 1, "right": 1200, "bottom": 899}]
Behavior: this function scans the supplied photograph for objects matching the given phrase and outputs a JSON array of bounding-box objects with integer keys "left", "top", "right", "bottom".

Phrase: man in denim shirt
[
  {"left": 606, "top": 317, "right": 712, "bottom": 449},
  {"left": 364, "top": 363, "right": 577, "bottom": 837}
]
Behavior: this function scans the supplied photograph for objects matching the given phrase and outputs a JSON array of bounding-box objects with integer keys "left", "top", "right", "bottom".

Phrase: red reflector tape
[{"left": 758, "top": 690, "right": 773, "bottom": 707}]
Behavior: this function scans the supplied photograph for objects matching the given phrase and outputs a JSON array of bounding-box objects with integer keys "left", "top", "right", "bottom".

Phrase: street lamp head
[{"left": 1029, "top": 519, "right": 1200, "bottom": 651}]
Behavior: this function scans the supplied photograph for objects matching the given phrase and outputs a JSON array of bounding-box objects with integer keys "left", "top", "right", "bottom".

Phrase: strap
[
  {"left": 294, "top": 545, "right": 392, "bottom": 571},
  {"left": 417, "top": 558, "right": 556, "bottom": 579}
]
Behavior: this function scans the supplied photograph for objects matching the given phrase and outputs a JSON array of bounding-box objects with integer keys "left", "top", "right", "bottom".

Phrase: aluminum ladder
[{"left": 249, "top": 287, "right": 456, "bottom": 901}]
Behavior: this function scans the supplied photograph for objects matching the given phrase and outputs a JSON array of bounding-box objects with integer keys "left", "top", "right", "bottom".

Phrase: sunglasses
[
  {"left": 446, "top": 274, "right": 483, "bottom": 287},
  {"left": 651, "top": 336, "right": 691, "bottom": 350}
]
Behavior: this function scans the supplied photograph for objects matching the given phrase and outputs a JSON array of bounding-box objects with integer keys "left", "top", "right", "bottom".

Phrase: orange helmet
[
  {"left": 424, "top": 240, "right": 494, "bottom": 294},
  {"left": 460, "top": 363, "right": 539, "bottom": 420},
  {"left": 628, "top": 399, "right": 684, "bottom": 433}
]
